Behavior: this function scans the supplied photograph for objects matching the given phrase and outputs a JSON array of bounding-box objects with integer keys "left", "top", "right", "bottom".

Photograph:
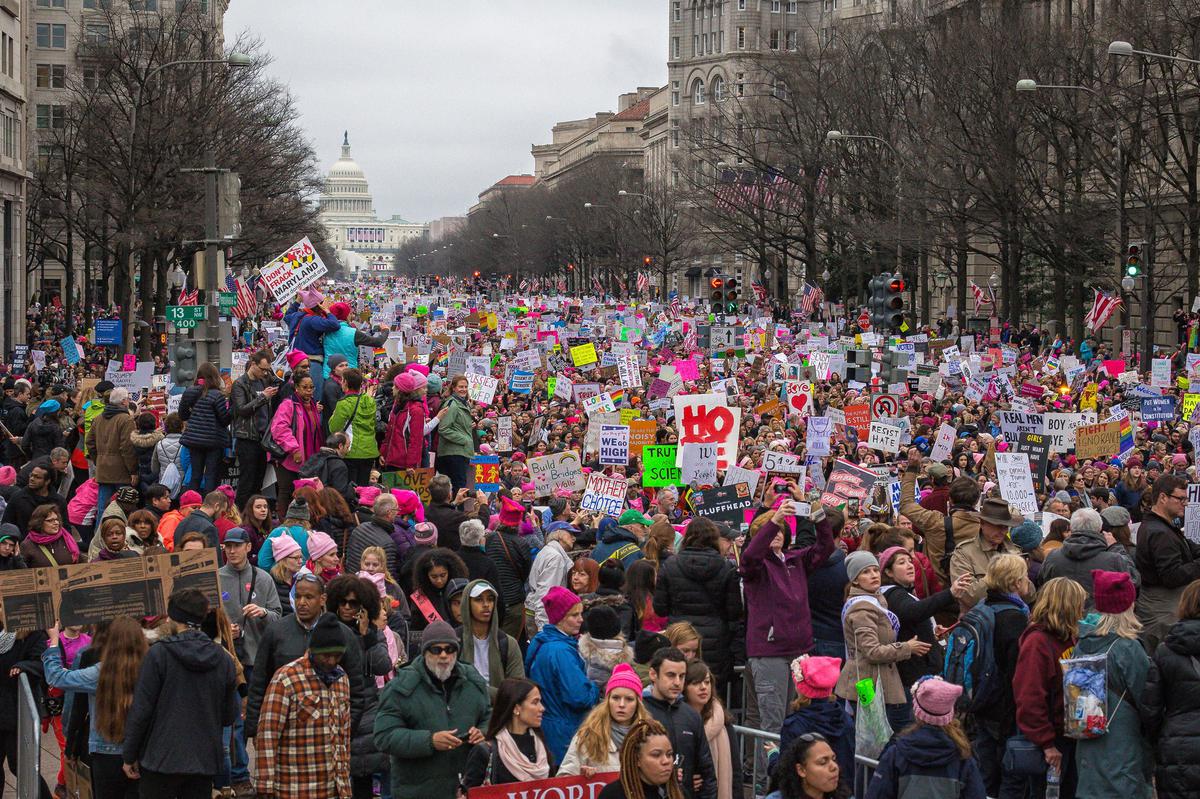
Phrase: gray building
[{"left": 0, "top": 0, "right": 24, "bottom": 356}]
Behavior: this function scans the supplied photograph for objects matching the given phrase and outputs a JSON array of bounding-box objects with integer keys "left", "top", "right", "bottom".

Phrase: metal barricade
[
  {"left": 16, "top": 673, "right": 40, "bottom": 799},
  {"left": 730, "top": 723, "right": 779, "bottom": 796}
]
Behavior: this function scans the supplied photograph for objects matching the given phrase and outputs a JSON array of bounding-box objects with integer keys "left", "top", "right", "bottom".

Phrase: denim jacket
[{"left": 41, "top": 646, "right": 122, "bottom": 756}]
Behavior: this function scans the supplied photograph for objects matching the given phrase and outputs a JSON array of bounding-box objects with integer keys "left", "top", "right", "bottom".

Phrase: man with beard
[{"left": 373, "top": 621, "right": 490, "bottom": 799}]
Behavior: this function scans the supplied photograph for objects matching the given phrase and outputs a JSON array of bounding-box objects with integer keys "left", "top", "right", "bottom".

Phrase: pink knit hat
[
  {"left": 790, "top": 655, "right": 841, "bottom": 700},
  {"left": 215, "top": 484, "right": 236, "bottom": 508},
  {"left": 286, "top": 350, "right": 308, "bottom": 369},
  {"left": 542, "top": 586, "right": 581, "bottom": 626},
  {"left": 297, "top": 288, "right": 323, "bottom": 309},
  {"left": 606, "top": 662, "right": 644, "bottom": 696},
  {"left": 179, "top": 490, "right": 203, "bottom": 508},
  {"left": 270, "top": 533, "right": 301, "bottom": 562},
  {"left": 1093, "top": 569, "right": 1136, "bottom": 614},
  {"left": 912, "top": 676, "right": 963, "bottom": 726},
  {"left": 405, "top": 363, "right": 431, "bottom": 376},
  {"left": 306, "top": 531, "right": 337, "bottom": 562},
  {"left": 498, "top": 496, "right": 524, "bottom": 527},
  {"left": 0, "top": 465, "right": 15, "bottom": 487},
  {"left": 355, "top": 485, "right": 382, "bottom": 507},
  {"left": 878, "top": 546, "right": 909, "bottom": 573},
  {"left": 412, "top": 522, "right": 438, "bottom": 546},
  {"left": 391, "top": 489, "right": 425, "bottom": 522},
  {"left": 394, "top": 371, "right": 426, "bottom": 394},
  {"left": 329, "top": 301, "right": 351, "bottom": 321}
]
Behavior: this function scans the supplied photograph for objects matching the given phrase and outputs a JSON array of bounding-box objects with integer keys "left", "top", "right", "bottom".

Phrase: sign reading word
[
  {"left": 528, "top": 452, "right": 584, "bottom": 496},
  {"left": 1074, "top": 420, "right": 1122, "bottom": 460},
  {"left": 691, "top": 483, "right": 754, "bottom": 524},
  {"left": 673, "top": 394, "right": 740, "bottom": 471},
  {"left": 166, "top": 305, "right": 207, "bottom": 329},
  {"left": 467, "top": 772, "right": 618, "bottom": 799},
  {"left": 466, "top": 373, "right": 499, "bottom": 405},
  {"left": 867, "top": 421, "right": 902, "bottom": 454},
  {"left": 820, "top": 459, "right": 879, "bottom": 508},
  {"left": 259, "top": 236, "right": 328, "bottom": 303},
  {"left": 643, "top": 445, "right": 683, "bottom": 487},
  {"left": 599, "top": 424, "right": 630, "bottom": 466},
  {"left": 378, "top": 469, "right": 434, "bottom": 505},
  {"left": 762, "top": 449, "right": 804, "bottom": 474},
  {"left": 681, "top": 442, "right": 719, "bottom": 486},
  {"left": 580, "top": 472, "right": 627, "bottom": 517},
  {"left": 995, "top": 452, "right": 1038, "bottom": 515}
]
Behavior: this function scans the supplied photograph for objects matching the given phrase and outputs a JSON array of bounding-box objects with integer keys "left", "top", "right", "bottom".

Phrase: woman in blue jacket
[
  {"left": 525, "top": 586, "right": 601, "bottom": 761},
  {"left": 178, "top": 361, "right": 232, "bottom": 493}
]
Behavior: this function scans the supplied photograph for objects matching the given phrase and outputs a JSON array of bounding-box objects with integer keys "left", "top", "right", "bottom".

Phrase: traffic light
[
  {"left": 869, "top": 274, "right": 890, "bottom": 329},
  {"left": 643, "top": 256, "right": 652, "bottom": 268},
  {"left": 724, "top": 277, "right": 739, "bottom": 312},
  {"left": 170, "top": 339, "right": 197, "bottom": 387},
  {"left": 710, "top": 276, "right": 725, "bottom": 312},
  {"left": 1125, "top": 243, "right": 1142, "bottom": 278},
  {"left": 886, "top": 275, "right": 906, "bottom": 329}
]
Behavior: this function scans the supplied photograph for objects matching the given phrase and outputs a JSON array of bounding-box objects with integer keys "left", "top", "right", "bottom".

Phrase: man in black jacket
[
  {"left": 173, "top": 490, "right": 227, "bottom": 550},
  {"left": 1136, "top": 475, "right": 1200, "bottom": 652},
  {"left": 1, "top": 463, "right": 68, "bottom": 534},
  {"left": 0, "top": 379, "right": 31, "bottom": 467},
  {"left": 230, "top": 350, "right": 279, "bottom": 509},
  {"left": 485, "top": 515, "right": 533, "bottom": 641},
  {"left": 344, "top": 493, "right": 400, "bottom": 575},
  {"left": 423, "top": 475, "right": 472, "bottom": 551},
  {"left": 643, "top": 647, "right": 717, "bottom": 799}
]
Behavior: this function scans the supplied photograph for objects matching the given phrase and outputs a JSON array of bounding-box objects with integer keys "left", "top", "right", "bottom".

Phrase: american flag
[
  {"left": 798, "top": 283, "right": 824, "bottom": 318},
  {"left": 592, "top": 276, "right": 604, "bottom": 295},
  {"left": 614, "top": 275, "right": 626, "bottom": 294},
  {"left": 233, "top": 277, "right": 259, "bottom": 319},
  {"left": 178, "top": 288, "right": 199, "bottom": 306},
  {"left": 969, "top": 281, "right": 994, "bottom": 313},
  {"left": 636, "top": 272, "right": 649, "bottom": 293},
  {"left": 557, "top": 277, "right": 567, "bottom": 293},
  {"left": 751, "top": 280, "right": 768, "bottom": 303},
  {"left": 668, "top": 290, "right": 681, "bottom": 319},
  {"left": 519, "top": 278, "right": 529, "bottom": 292},
  {"left": 1084, "top": 288, "right": 1122, "bottom": 331}
]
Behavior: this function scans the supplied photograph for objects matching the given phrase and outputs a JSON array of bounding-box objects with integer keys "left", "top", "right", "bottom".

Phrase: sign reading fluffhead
[{"left": 259, "top": 236, "right": 328, "bottom": 302}]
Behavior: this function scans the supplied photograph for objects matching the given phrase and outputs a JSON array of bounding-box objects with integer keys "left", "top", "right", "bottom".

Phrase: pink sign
[
  {"left": 673, "top": 358, "right": 700, "bottom": 381},
  {"left": 122, "top": 354, "right": 137, "bottom": 371}
]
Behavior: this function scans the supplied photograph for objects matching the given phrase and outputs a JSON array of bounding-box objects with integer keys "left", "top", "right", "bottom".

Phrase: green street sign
[
  {"left": 166, "top": 305, "right": 206, "bottom": 325},
  {"left": 172, "top": 319, "right": 199, "bottom": 329},
  {"left": 218, "top": 291, "right": 236, "bottom": 311}
]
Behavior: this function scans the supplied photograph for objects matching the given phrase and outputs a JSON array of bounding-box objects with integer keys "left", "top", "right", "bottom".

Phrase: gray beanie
[
  {"left": 1100, "top": 505, "right": 1131, "bottom": 529},
  {"left": 845, "top": 550, "right": 880, "bottom": 584},
  {"left": 421, "top": 621, "right": 459, "bottom": 653}
]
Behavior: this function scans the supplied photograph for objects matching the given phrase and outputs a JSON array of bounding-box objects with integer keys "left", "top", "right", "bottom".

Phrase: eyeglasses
[
  {"left": 339, "top": 598, "right": 361, "bottom": 610},
  {"left": 293, "top": 573, "right": 324, "bottom": 587},
  {"left": 1169, "top": 493, "right": 1189, "bottom": 501},
  {"left": 426, "top": 645, "right": 458, "bottom": 656}
]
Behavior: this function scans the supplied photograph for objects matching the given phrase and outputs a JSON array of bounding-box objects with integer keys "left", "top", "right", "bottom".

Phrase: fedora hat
[{"left": 978, "top": 497, "right": 1018, "bottom": 527}]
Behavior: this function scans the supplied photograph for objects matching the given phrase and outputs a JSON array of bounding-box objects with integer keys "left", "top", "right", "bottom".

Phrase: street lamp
[
  {"left": 617, "top": 190, "right": 649, "bottom": 199},
  {"left": 583, "top": 202, "right": 610, "bottom": 209},
  {"left": 1108, "top": 40, "right": 1200, "bottom": 65}
]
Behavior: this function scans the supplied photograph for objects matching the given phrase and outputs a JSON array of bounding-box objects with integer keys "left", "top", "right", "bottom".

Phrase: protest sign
[
  {"left": 471, "top": 455, "right": 501, "bottom": 492},
  {"left": 930, "top": 423, "right": 957, "bottom": 462},
  {"left": 553, "top": 375, "right": 573, "bottom": 402},
  {"left": 259, "top": 237, "right": 328, "bottom": 302},
  {"left": 681, "top": 442, "right": 719, "bottom": 486},
  {"left": 1044, "top": 412, "right": 1095, "bottom": 451},
  {"left": 867, "top": 421, "right": 902, "bottom": 454},
  {"left": 466, "top": 373, "right": 499, "bottom": 405},
  {"left": 104, "top": 360, "right": 155, "bottom": 391},
  {"left": 61, "top": 336, "right": 81, "bottom": 365},
  {"left": 580, "top": 472, "right": 627, "bottom": 517},
  {"left": 599, "top": 424, "right": 630, "bottom": 466},
  {"left": 1185, "top": 393, "right": 1200, "bottom": 422},
  {"left": 643, "top": 445, "right": 683, "bottom": 487},
  {"left": 723, "top": 465, "right": 761, "bottom": 497},
  {"left": 570, "top": 342, "right": 598, "bottom": 367},
  {"left": 378, "top": 468, "right": 435, "bottom": 505},
  {"left": 528, "top": 451, "right": 585, "bottom": 496},
  {"left": 762, "top": 449, "right": 804, "bottom": 473},
  {"left": 673, "top": 393, "right": 740, "bottom": 471},
  {"left": 1141, "top": 396, "right": 1177, "bottom": 423},
  {"left": 582, "top": 391, "right": 617, "bottom": 417},
  {"left": 1016, "top": 432, "right": 1049, "bottom": 484},
  {"left": 995, "top": 452, "right": 1038, "bottom": 515},
  {"left": 0, "top": 549, "right": 218, "bottom": 632},
  {"left": 496, "top": 416, "right": 513, "bottom": 452},
  {"left": 784, "top": 381, "right": 814, "bottom": 416},
  {"left": 843, "top": 404, "right": 871, "bottom": 439},
  {"left": 1151, "top": 358, "right": 1172, "bottom": 388},
  {"left": 628, "top": 419, "right": 657, "bottom": 455},
  {"left": 94, "top": 319, "right": 122, "bottom": 346},
  {"left": 467, "top": 772, "right": 618, "bottom": 799},
  {"left": 509, "top": 370, "right": 534, "bottom": 395},
  {"left": 1074, "top": 420, "right": 1121, "bottom": 460},
  {"left": 819, "top": 459, "right": 879, "bottom": 508},
  {"left": 999, "top": 411, "right": 1043, "bottom": 439},
  {"left": 806, "top": 416, "right": 833, "bottom": 457},
  {"left": 691, "top": 483, "right": 755, "bottom": 524}
]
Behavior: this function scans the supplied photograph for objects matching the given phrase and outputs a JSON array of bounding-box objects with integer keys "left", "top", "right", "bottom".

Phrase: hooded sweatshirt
[
  {"left": 865, "top": 724, "right": 986, "bottom": 799},
  {"left": 121, "top": 630, "right": 239, "bottom": 775},
  {"left": 780, "top": 699, "right": 854, "bottom": 795},
  {"left": 457, "top": 578, "right": 524, "bottom": 698},
  {"left": 1039, "top": 528, "right": 1140, "bottom": 606}
]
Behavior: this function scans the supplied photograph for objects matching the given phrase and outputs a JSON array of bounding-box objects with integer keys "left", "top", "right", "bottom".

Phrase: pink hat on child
[
  {"left": 790, "top": 655, "right": 841, "bottom": 700},
  {"left": 912, "top": 676, "right": 963, "bottom": 726}
]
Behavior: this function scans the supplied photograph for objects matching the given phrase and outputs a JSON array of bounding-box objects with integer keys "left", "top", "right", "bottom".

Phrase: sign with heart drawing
[{"left": 785, "top": 381, "right": 814, "bottom": 417}]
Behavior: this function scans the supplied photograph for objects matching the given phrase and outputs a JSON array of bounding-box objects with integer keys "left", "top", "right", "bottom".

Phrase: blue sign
[
  {"left": 94, "top": 320, "right": 122, "bottom": 346},
  {"left": 60, "top": 336, "right": 80, "bottom": 365},
  {"left": 509, "top": 370, "right": 533, "bottom": 395},
  {"left": 1142, "top": 396, "right": 1178, "bottom": 422}
]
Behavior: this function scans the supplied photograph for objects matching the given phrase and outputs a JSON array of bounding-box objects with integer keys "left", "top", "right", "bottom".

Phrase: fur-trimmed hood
[{"left": 130, "top": 429, "right": 164, "bottom": 448}]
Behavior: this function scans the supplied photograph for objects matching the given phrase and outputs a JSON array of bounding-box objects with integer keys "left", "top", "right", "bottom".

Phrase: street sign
[
  {"left": 218, "top": 291, "right": 236, "bottom": 312},
  {"left": 166, "top": 306, "right": 206, "bottom": 329},
  {"left": 858, "top": 311, "right": 870, "bottom": 330}
]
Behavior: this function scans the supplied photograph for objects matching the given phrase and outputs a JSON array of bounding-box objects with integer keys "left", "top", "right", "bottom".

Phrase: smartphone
[{"left": 848, "top": 498, "right": 860, "bottom": 514}]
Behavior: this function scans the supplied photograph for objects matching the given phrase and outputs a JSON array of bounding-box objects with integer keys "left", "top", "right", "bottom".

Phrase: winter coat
[
  {"left": 835, "top": 587, "right": 913, "bottom": 706},
  {"left": 0, "top": 396, "right": 29, "bottom": 463},
  {"left": 1013, "top": 624, "right": 1074, "bottom": 749},
  {"left": 329, "top": 392, "right": 380, "bottom": 460},
  {"left": 3, "top": 487, "right": 68, "bottom": 535},
  {"left": 1074, "top": 631, "right": 1153, "bottom": 799},
  {"left": 373, "top": 658, "right": 491, "bottom": 799},
  {"left": 485, "top": 528, "right": 533, "bottom": 607},
  {"left": 381, "top": 395, "right": 426, "bottom": 470},
  {"left": 653, "top": 546, "right": 743, "bottom": 682},
  {"left": 740, "top": 517, "right": 835, "bottom": 659},
  {"left": 173, "top": 509, "right": 219, "bottom": 550},
  {"left": 269, "top": 397, "right": 323, "bottom": 473},
  {"left": 434, "top": 395, "right": 475, "bottom": 460},
  {"left": 218, "top": 561, "right": 283, "bottom": 666},
  {"left": 85, "top": 404, "right": 137, "bottom": 485},
  {"left": 972, "top": 591, "right": 1029, "bottom": 735},
  {"left": 121, "top": 630, "right": 239, "bottom": 775},
  {"left": 558, "top": 723, "right": 621, "bottom": 775},
  {"left": 880, "top": 583, "right": 957, "bottom": 688},
  {"left": 864, "top": 724, "right": 986, "bottom": 799},
  {"left": 1142, "top": 618, "right": 1200, "bottom": 799},
  {"left": 130, "top": 430, "right": 163, "bottom": 490},
  {"left": 458, "top": 578, "right": 525, "bottom": 697},
  {"left": 643, "top": 693, "right": 717, "bottom": 799},
  {"left": 424, "top": 501, "right": 469, "bottom": 551},
  {"left": 179, "top": 386, "right": 232, "bottom": 449},
  {"left": 1039, "top": 528, "right": 1140, "bottom": 605},
  {"left": 949, "top": 534, "right": 1024, "bottom": 607},
  {"left": 230, "top": 372, "right": 280, "bottom": 441},
  {"left": 525, "top": 623, "right": 601, "bottom": 761},
  {"left": 323, "top": 322, "right": 386, "bottom": 377},
  {"left": 582, "top": 590, "right": 636, "bottom": 641},
  {"left": 297, "top": 447, "right": 356, "bottom": 507},
  {"left": 151, "top": 433, "right": 184, "bottom": 486},
  {"left": 67, "top": 479, "right": 99, "bottom": 527},
  {"left": 807, "top": 548, "right": 847, "bottom": 649},
  {"left": 1136, "top": 510, "right": 1200, "bottom": 590},
  {"left": 0, "top": 631, "right": 47, "bottom": 733},
  {"left": 780, "top": 699, "right": 855, "bottom": 796},
  {"left": 22, "top": 414, "right": 64, "bottom": 461},
  {"left": 245, "top": 612, "right": 367, "bottom": 738},
  {"left": 577, "top": 634, "right": 632, "bottom": 685},
  {"left": 525, "top": 539, "right": 575, "bottom": 632},
  {"left": 344, "top": 515, "right": 399, "bottom": 576},
  {"left": 20, "top": 533, "right": 78, "bottom": 567},
  {"left": 285, "top": 306, "right": 340, "bottom": 358},
  {"left": 899, "top": 468, "right": 981, "bottom": 581},
  {"left": 590, "top": 525, "right": 645, "bottom": 569}
]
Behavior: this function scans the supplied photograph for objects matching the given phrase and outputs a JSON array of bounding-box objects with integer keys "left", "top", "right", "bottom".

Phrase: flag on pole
[
  {"left": 636, "top": 272, "right": 649, "bottom": 293},
  {"left": 969, "top": 281, "right": 994, "bottom": 313},
  {"left": 1084, "top": 288, "right": 1122, "bottom": 331},
  {"left": 178, "top": 288, "right": 199, "bottom": 306},
  {"left": 798, "top": 283, "right": 824, "bottom": 318},
  {"left": 668, "top": 290, "right": 681, "bottom": 319},
  {"left": 557, "top": 277, "right": 567, "bottom": 293},
  {"left": 233, "top": 278, "right": 258, "bottom": 319},
  {"left": 751, "top": 280, "right": 768, "bottom": 303},
  {"left": 592, "top": 276, "right": 604, "bottom": 295}
]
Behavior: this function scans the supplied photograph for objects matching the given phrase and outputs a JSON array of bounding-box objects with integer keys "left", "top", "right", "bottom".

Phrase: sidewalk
[{"left": 1, "top": 734, "right": 61, "bottom": 799}]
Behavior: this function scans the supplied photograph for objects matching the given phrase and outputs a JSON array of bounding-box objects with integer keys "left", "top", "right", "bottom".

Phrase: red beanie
[{"left": 1092, "top": 569, "right": 1136, "bottom": 614}]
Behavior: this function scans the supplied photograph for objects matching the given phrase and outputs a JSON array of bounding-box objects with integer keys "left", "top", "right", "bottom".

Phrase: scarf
[
  {"left": 1001, "top": 591, "right": 1030, "bottom": 615},
  {"left": 610, "top": 723, "right": 631, "bottom": 752},
  {"left": 27, "top": 525, "right": 79, "bottom": 562},
  {"left": 0, "top": 631, "right": 14, "bottom": 655},
  {"left": 703, "top": 703, "right": 733, "bottom": 799},
  {"left": 495, "top": 728, "right": 550, "bottom": 782},
  {"left": 311, "top": 656, "right": 346, "bottom": 687},
  {"left": 95, "top": 546, "right": 124, "bottom": 561}
]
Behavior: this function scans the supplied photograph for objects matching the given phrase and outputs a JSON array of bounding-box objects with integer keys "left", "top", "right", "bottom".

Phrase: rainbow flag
[
  {"left": 608, "top": 388, "right": 625, "bottom": 405},
  {"left": 1118, "top": 414, "right": 1134, "bottom": 453}
]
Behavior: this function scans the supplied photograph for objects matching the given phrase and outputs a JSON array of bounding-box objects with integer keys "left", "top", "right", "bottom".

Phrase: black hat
[
  {"left": 167, "top": 588, "right": 209, "bottom": 628},
  {"left": 222, "top": 527, "right": 251, "bottom": 545},
  {"left": 95, "top": 380, "right": 115, "bottom": 394},
  {"left": 634, "top": 630, "right": 670, "bottom": 665},
  {"left": 584, "top": 604, "right": 621, "bottom": 640},
  {"left": 309, "top": 614, "right": 347, "bottom": 655},
  {"left": 445, "top": 578, "right": 469, "bottom": 602},
  {"left": 0, "top": 523, "right": 21, "bottom": 543},
  {"left": 597, "top": 561, "right": 625, "bottom": 591}
]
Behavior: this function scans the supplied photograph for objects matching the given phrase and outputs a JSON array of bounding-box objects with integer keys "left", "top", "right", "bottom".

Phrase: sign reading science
[
  {"left": 259, "top": 236, "right": 328, "bottom": 303},
  {"left": 468, "top": 772, "right": 618, "bottom": 799}
]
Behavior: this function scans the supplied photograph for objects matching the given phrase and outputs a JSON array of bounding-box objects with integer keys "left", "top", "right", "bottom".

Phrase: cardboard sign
[
  {"left": 0, "top": 549, "right": 218, "bottom": 632},
  {"left": 1141, "top": 396, "right": 1177, "bottom": 422},
  {"left": 1044, "top": 412, "right": 1095, "bottom": 452},
  {"left": 784, "top": 381, "right": 814, "bottom": 416},
  {"left": 723, "top": 465, "right": 761, "bottom": 497},
  {"left": 691, "top": 483, "right": 755, "bottom": 523},
  {"left": 681, "top": 442, "right": 719, "bottom": 486},
  {"left": 999, "top": 411, "right": 1043, "bottom": 440},
  {"left": 867, "top": 421, "right": 902, "bottom": 454},
  {"left": 528, "top": 451, "right": 585, "bottom": 496},
  {"left": 466, "top": 373, "right": 499, "bottom": 405},
  {"left": 1016, "top": 433, "right": 1049, "bottom": 485},
  {"left": 628, "top": 419, "right": 657, "bottom": 455},
  {"left": 580, "top": 472, "right": 627, "bottom": 517},
  {"left": 819, "top": 458, "right": 879, "bottom": 508},
  {"left": 496, "top": 416, "right": 514, "bottom": 453},
  {"left": 930, "top": 423, "right": 957, "bottom": 462},
  {"left": 1151, "top": 358, "right": 1172, "bottom": 388},
  {"left": 104, "top": 360, "right": 155, "bottom": 391},
  {"left": 995, "top": 452, "right": 1038, "bottom": 515},
  {"left": 582, "top": 391, "right": 617, "bottom": 417},
  {"left": 673, "top": 393, "right": 740, "bottom": 471},
  {"left": 467, "top": 772, "right": 618, "bottom": 799},
  {"left": 259, "top": 236, "right": 328, "bottom": 302},
  {"left": 378, "top": 468, "right": 435, "bottom": 505},
  {"left": 599, "top": 424, "right": 630, "bottom": 466},
  {"left": 762, "top": 449, "right": 804, "bottom": 473},
  {"left": 643, "top": 445, "right": 683, "bottom": 487},
  {"left": 471, "top": 455, "right": 500, "bottom": 492},
  {"left": 1074, "top": 420, "right": 1122, "bottom": 460}
]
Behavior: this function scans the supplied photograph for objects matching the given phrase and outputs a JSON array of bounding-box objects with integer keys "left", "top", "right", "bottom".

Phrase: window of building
[
  {"left": 36, "top": 64, "right": 67, "bottom": 89},
  {"left": 672, "top": 36, "right": 680, "bottom": 59},
  {"left": 715, "top": 30, "right": 722, "bottom": 53},
  {"left": 36, "top": 24, "right": 67, "bottom": 50},
  {"left": 702, "top": 33, "right": 708, "bottom": 53},
  {"left": 774, "top": 79, "right": 788, "bottom": 100},
  {"left": 84, "top": 23, "right": 110, "bottom": 45},
  {"left": 3, "top": 114, "right": 15, "bottom": 158},
  {"left": 693, "top": 34, "right": 700, "bottom": 56},
  {"left": 36, "top": 104, "right": 65, "bottom": 130},
  {"left": 693, "top": 78, "right": 706, "bottom": 104},
  {"left": 82, "top": 68, "right": 99, "bottom": 89},
  {"left": 694, "top": 3, "right": 702, "bottom": 19},
  {"left": 672, "top": 0, "right": 681, "bottom": 20},
  {"left": 175, "top": 0, "right": 209, "bottom": 12},
  {"left": 771, "top": 0, "right": 781, "bottom": 10},
  {"left": 671, "top": 120, "right": 680, "bottom": 148},
  {"left": 83, "top": 0, "right": 114, "bottom": 7},
  {"left": 737, "top": 27, "right": 746, "bottom": 49},
  {"left": 786, "top": 30, "right": 798, "bottom": 50},
  {"left": 823, "top": 0, "right": 837, "bottom": 10},
  {"left": 788, "top": 0, "right": 798, "bottom": 11},
  {"left": 37, "top": 0, "right": 67, "bottom": 8},
  {"left": 131, "top": 0, "right": 159, "bottom": 9},
  {"left": 713, "top": 76, "right": 726, "bottom": 102},
  {"left": 671, "top": 80, "right": 680, "bottom": 106},
  {"left": 736, "top": 72, "right": 745, "bottom": 95},
  {"left": 770, "top": 29, "right": 780, "bottom": 49},
  {"left": 820, "top": 27, "right": 833, "bottom": 44},
  {"left": 738, "top": 0, "right": 747, "bottom": 9}
]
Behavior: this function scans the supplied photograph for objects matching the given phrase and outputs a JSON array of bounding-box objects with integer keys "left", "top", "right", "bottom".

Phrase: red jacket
[
  {"left": 1013, "top": 624, "right": 1074, "bottom": 749},
  {"left": 919, "top": 485, "right": 950, "bottom": 515},
  {"left": 910, "top": 549, "right": 942, "bottom": 599}
]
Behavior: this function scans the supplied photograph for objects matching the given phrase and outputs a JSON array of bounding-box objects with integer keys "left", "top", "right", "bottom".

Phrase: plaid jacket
[{"left": 253, "top": 655, "right": 352, "bottom": 799}]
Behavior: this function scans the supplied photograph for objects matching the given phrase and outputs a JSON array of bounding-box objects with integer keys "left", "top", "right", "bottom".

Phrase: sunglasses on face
[
  {"left": 426, "top": 645, "right": 458, "bottom": 656},
  {"left": 339, "top": 598, "right": 361, "bottom": 610}
]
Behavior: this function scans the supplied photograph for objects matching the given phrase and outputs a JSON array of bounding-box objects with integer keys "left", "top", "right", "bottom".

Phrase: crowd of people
[{"left": 0, "top": 276, "right": 1199, "bottom": 799}]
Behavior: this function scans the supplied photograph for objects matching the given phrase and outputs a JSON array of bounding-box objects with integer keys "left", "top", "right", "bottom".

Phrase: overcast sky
[{"left": 225, "top": 1, "right": 667, "bottom": 223}]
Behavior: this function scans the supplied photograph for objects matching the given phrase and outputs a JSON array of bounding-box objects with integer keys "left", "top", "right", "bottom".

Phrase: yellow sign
[
  {"left": 1079, "top": 383, "right": 1098, "bottom": 412},
  {"left": 571, "top": 342, "right": 598, "bottom": 367},
  {"left": 619, "top": 408, "right": 641, "bottom": 425},
  {"left": 1184, "top": 393, "right": 1200, "bottom": 422}
]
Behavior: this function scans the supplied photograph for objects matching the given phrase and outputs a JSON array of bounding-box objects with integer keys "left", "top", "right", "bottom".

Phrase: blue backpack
[{"left": 942, "top": 599, "right": 1023, "bottom": 712}]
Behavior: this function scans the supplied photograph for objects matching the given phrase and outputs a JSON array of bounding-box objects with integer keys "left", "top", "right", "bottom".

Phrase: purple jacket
[{"left": 739, "top": 517, "right": 835, "bottom": 659}]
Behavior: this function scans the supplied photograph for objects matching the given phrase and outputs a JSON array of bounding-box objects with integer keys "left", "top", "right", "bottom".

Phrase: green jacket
[
  {"left": 435, "top": 396, "right": 476, "bottom": 460},
  {"left": 458, "top": 579, "right": 525, "bottom": 699},
  {"left": 373, "top": 658, "right": 491, "bottom": 799},
  {"left": 328, "top": 391, "right": 379, "bottom": 460},
  {"left": 82, "top": 399, "right": 105, "bottom": 458}
]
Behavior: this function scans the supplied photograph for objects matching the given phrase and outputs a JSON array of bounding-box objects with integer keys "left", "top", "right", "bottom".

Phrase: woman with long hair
[
  {"left": 684, "top": 660, "right": 738, "bottom": 799},
  {"left": 1143, "top": 579, "right": 1200, "bottom": 799},
  {"left": 1113, "top": 459, "right": 1148, "bottom": 523},
  {"left": 319, "top": 486, "right": 359, "bottom": 549},
  {"left": 433, "top": 375, "right": 476, "bottom": 492},
  {"left": 864, "top": 677, "right": 985, "bottom": 799},
  {"left": 409, "top": 548, "right": 469, "bottom": 641},
  {"left": 664, "top": 621, "right": 703, "bottom": 663},
  {"left": 560, "top": 663, "right": 651, "bottom": 775},
  {"left": 568, "top": 557, "right": 600, "bottom": 595},
  {"left": 642, "top": 520, "right": 677, "bottom": 567},
  {"left": 460, "top": 678, "right": 554, "bottom": 789},
  {"left": 268, "top": 371, "right": 323, "bottom": 521},
  {"left": 1072, "top": 571, "right": 1152, "bottom": 799},
  {"left": 623, "top": 559, "right": 666, "bottom": 636},
  {"left": 178, "top": 361, "right": 232, "bottom": 493},
  {"left": 239, "top": 495, "right": 273, "bottom": 557},
  {"left": 1014, "top": 576, "right": 1087, "bottom": 799},
  {"left": 41, "top": 617, "right": 148, "bottom": 799},
  {"left": 597, "top": 719, "right": 684, "bottom": 799},
  {"left": 125, "top": 509, "right": 165, "bottom": 553},
  {"left": 21, "top": 503, "right": 79, "bottom": 566},
  {"left": 765, "top": 734, "right": 847, "bottom": 799}
]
